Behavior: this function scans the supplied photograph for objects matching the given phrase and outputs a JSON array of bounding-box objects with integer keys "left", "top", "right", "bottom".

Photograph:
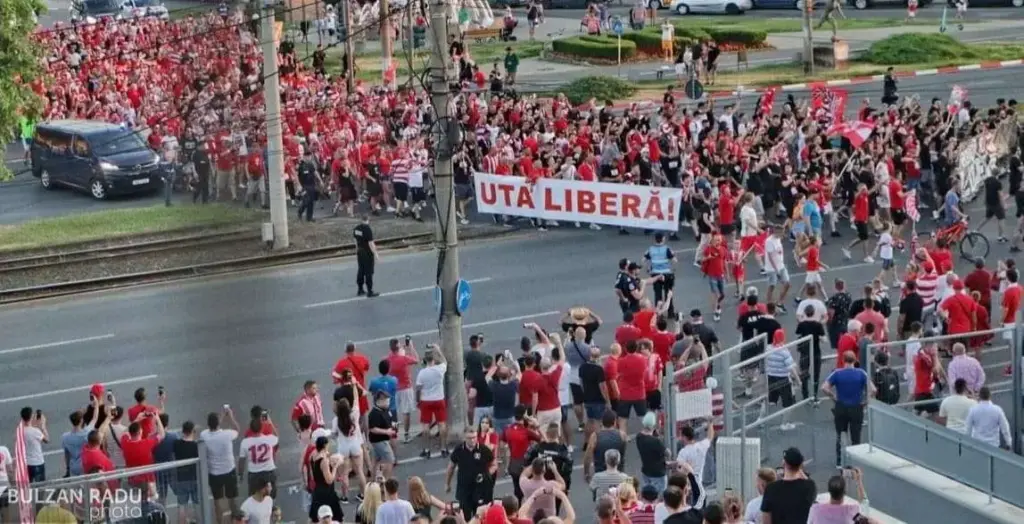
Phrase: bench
[{"left": 465, "top": 23, "right": 502, "bottom": 43}]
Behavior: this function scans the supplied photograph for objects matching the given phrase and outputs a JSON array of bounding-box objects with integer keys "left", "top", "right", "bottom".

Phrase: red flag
[
  {"left": 757, "top": 87, "right": 777, "bottom": 118},
  {"left": 15, "top": 422, "right": 34, "bottom": 524},
  {"left": 904, "top": 189, "right": 920, "bottom": 223},
  {"left": 812, "top": 87, "right": 848, "bottom": 127},
  {"left": 828, "top": 120, "right": 876, "bottom": 148}
]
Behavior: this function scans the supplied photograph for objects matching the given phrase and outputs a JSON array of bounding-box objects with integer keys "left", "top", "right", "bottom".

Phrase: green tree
[{"left": 0, "top": 0, "right": 47, "bottom": 180}]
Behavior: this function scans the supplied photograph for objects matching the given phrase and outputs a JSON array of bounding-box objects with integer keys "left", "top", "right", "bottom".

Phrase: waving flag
[
  {"left": 828, "top": 120, "right": 876, "bottom": 148},
  {"left": 756, "top": 87, "right": 778, "bottom": 119},
  {"left": 905, "top": 189, "right": 921, "bottom": 223},
  {"left": 948, "top": 85, "right": 968, "bottom": 114},
  {"left": 811, "top": 87, "right": 849, "bottom": 127},
  {"left": 15, "top": 422, "right": 34, "bottom": 524}
]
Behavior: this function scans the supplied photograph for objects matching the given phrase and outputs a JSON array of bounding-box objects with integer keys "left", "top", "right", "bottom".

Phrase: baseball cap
[
  {"left": 484, "top": 504, "right": 507, "bottom": 524},
  {"left": 318, "top": 505, "right": 334, "bottom": 519},
  {"left": 90, "top": 384, "right": 105, "bottom": 399},
  {"left": 783, "top": 447, "right": 805, "bottom": 468},
  {"left": 772, "top": 329, "right": 786, "bottom": 345},
  {"left": 952, "top": 279, "right": 965, "bottom": 290}
]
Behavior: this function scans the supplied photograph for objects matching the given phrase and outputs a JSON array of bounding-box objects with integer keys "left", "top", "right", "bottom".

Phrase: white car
[
  {"left": 123, "top": 0, "right": 170, "bottom": 20},
  {"left": 670, "top": 0, "right": 753, "bottom": 14}
]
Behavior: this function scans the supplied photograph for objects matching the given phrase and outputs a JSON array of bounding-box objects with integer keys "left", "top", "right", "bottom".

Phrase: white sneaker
[
  {"left": 842, "top": 248, "right": 852, "bottom": 260},
  {"left": 589, "top": 223, "right": 602, "bottom": 230},
  {"left": 864, "top": 256, "right": 875, "bottom": 263},
  {"left": 575, "top": 222, "right": 582, "bottom": 228},
  {"left": 459, "top": 218, "right": 469, "bottom": 225}
]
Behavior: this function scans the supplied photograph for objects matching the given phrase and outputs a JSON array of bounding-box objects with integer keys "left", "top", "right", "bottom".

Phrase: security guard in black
[
  {"left": 446, "top": 431, "right": 494, "bottom": 520},
  {"left": 353, "top": 215, "right": 378, "bottom": 297}
]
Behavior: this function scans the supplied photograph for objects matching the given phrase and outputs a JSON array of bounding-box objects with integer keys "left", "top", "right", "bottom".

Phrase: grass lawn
[
  {"left": 670, "top": 16, "right": 935, "bottom": 34},
  {"left": 317, "top": 40, "right": 545, "bottom": 81},
  {"left": 0, "top": 205, "right": 261, "bottom": 252}
]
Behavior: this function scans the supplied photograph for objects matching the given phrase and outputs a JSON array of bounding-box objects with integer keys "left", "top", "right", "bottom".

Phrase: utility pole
[
  {"left": 342, "top": 0, "right": 355, "bottom": 92},
  {"left": 380, "top": 0, "right": 394, "bottom": 88},
  {"left": 262, "top": 1, "right": 289, "bottom": 249},
  {"left": 428, "top": 0, "right": 467, "bottom": 433},
  {"left": 803, "top": 1, "right": 814, "bottom": 75}
]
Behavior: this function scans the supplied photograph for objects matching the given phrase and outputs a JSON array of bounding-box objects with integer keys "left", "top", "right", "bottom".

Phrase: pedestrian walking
[{"left": 354, "top": 215, "right": 379, "bottom": 297}]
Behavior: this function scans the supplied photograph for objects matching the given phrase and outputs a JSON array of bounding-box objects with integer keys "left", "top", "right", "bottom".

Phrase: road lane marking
[
  {"left": 0, "top": 375, "right": 157, "bottom": 404},
  {"left": 352, "top": 311, "right": 561, "bottom": 346},
  {"left": 0, "top": 334, "right": 116, "bottom": 356},
  {"left": 305, "top": 278, "right": 494, "bottom": 308}
]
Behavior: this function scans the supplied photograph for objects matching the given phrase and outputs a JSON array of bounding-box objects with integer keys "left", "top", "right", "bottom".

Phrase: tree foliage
[{"left": 0, "top": 0, "right": 46, "bottom": 180}]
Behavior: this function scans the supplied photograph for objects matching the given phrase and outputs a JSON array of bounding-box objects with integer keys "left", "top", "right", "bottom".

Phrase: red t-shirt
[
  {"left": 702, "top": 244, "right": 726, "bottom": 278},
  {"left": 1002, "top": 284, "right": 1022, "bottom": 324},
  {"left": 718, "top": 190, "right": 735, "bottom": 226},
  {"left": 615, "top": 324, "right": 643, "bottom": 347},
  {"left": 805, "top": 245, "right": 821, "bottom": 271},
  {"left": 386, "top": 353, "right": 418, "bottom": 390},
  {"left": 535, "top": 367, "right": 562, "bottom": 411},
  {"left": 632, "top": 309, "right": 656, "bottom": 338},
  {"left": 651, "top": 331, "right": 676, "bottom": 364},
  {"left": 121, "top": 435, "right": 158, "bottom": 484},
  {"left": 81, "top": 445, "right": 114, "bottom": 475},
  {"left": 913, "top": 352, "right": 935, "bottom": 395},
  {"left": 604, "top": 356, "right": 620, "bottom": 400},
  {"left": 502, "top": 423, "right": 539, "bottom": 460},
  {"left": 519, "top": 369, "right": 544, "bottom": 406},
  {"left": 889, "top": 179, "right": 904, "bottom": 211},
  {"left": 853, "top": 192, "right": 870, "bottom": 222},
  {"left": 617, "top": 353, "right": 648, "bottom": 402},
  {"left": 940, "top": 294, "right": 975, "bottom": 334},
  {"left": 333, "top": 353, "right": 370, "bottom": 385},
  {"left": 930, "top": 249, "right": 953, "bottom": 275},
  {"left": 837, "top": 333, "right": 859, "bottom": 358},
  {"left": 127, "top": 404, "right": 157, "bottom": 438}
]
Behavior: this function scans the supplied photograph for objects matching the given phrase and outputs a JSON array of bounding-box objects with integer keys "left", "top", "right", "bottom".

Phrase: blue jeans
[{"left": 641, "top": 474, "right": 666, "bottom": 494}]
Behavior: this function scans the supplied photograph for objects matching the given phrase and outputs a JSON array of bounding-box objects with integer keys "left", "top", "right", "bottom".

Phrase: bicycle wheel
[{"left": 959, "top": 232, "right": 990, "bottom": 261}]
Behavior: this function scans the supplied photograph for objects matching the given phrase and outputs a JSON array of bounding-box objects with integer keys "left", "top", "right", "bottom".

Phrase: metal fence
[
  {"left": 22, "top": 451, "right": 213, "bottom": 523},
  {"left": 864, "top": 400, "right": 1024, "bottom": 508}
]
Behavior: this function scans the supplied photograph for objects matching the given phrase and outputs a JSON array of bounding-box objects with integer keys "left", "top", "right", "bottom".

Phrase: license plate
[{"left": 132, "top": 178, "right": 150, "bottom": 186}]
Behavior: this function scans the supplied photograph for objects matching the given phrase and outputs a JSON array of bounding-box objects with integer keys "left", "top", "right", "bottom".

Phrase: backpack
[{"left": 874, "top": 368, "right": 901, "bottom": 405}]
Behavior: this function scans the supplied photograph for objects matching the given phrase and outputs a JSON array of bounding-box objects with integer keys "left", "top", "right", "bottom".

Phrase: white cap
[
  {"left": 312, "top": 428, "right": 331, "bottom": 441},
  {"left": 318, "top": 505, "right": 333, "bottom": 519}
]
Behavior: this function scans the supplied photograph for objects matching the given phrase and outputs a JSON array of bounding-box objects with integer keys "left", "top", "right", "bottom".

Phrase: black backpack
[{"left": 874, "top": 367, "right": 901, "bottom": 405}]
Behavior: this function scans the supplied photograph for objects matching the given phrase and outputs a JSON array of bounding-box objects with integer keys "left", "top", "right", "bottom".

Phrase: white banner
[{"left": 473, "top": 173, "right": 683, "bottom": 231}]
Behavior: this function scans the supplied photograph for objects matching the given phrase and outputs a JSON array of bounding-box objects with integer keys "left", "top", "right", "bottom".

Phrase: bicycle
[{"left": 933, "top": 219, "right": 990, "bottom": 261}]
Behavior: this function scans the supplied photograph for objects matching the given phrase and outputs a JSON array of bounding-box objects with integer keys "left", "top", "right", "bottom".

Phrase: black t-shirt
[
  {"left": 450, "top": 443, "right": 493, "bottom": 493},
  {"left": 470, "top": 374, "right": 493, "bottom": 408},
  {"left": 464, "top": 349, "right": 484, "bottom": 379},
  {"left": 172, "top": 438, "right": 199, "bottom": 482},
  {"left": 752, "top": 315, "right": 783, "bottom": 342},
  {"left": 760, "top": 478, "right": 817, "bottom": 524},
  {"left": 367, "top": 407, "right": 394, "bottom": 444},
  {"left": 1009, "top": 156, "right": 1022, "bottom": 195},
  {"left": 691, "top": 323, "right": 719, "bottom": 350},
  {"left": 298, "top": 160, "right": 317, "bottom": 187},
  {"left": 985, "top": 176, "right": 1003, "bottom": 208},
  {"left": 738, "top": 309, "right": 765, "bottom": 341},
  {"left": 695, "top": 199, "right": 713, "bottom": 234},
  {"left": 560, "top": 321, "right": 600, "bottom": 344},
  {"left": 794, "top": 320, "right": 825, "bottom": 358},
  {"left": 578, "top": 362, "right": 607, "bottom": 404},
  {"left": 353, "top": 223, "right": 373, "bottom": 250},
  {"left": 635, "top": 432, "right": 667, "bottom": 477},
  {"left": 524, "top": 442, "right": 573, "bottom": 488},
  {"left": 847, "top": 298, "right": 881, "bottom": 320},
  {"left": 899, "top": 293, "right": 925, "bottom": 333},
  {"left": 490, "top": 380, "right": 518, "bottom": 420}
]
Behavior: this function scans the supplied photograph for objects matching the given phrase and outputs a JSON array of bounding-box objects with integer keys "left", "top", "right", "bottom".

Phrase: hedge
[
  {"left": 552, "top": 35, "right": 637, "bottom": 60},
  {"left": 864, "top": 33, "right": 975, "bottom": 65},
  {"left": 622, "top": 27, "right": 695, "bottom": 53},
  {"left": 558, "top": 76, "right": 638, "bottom": 106},
  {"left": 703, "top": 27, "right": 767, "bottom": 46}
]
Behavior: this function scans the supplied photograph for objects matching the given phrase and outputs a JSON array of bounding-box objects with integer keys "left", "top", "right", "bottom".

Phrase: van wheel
[
  {"left": 725, "top": 3, "right": 741, "bottom": 13},
  {"left": 39, "top": 169, "right": 53, "bottom": 189},
  {"left": 90, "top": 178, "right": 108, "bottom": 200},
  {"left": 1014, "top": 0, "right": 1023, "bottom": 7},
  {"left": 854, "top": 0, "right": 869, "bottom": 8},
  {"left": 676, "top": 3, "right": 689, "bottom": 14}
]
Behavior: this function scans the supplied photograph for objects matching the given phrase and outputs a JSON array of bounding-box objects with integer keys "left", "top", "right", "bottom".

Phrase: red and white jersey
[
  {"left": 391, "top": 155, "right": 414, "bottom": 184},
  {"left": 291, "top": 393, "right": 325, "bottom": 429},
  {"left": 481, "top": 154, "right": 499, "bottom": 174},
  {"left": 711, "top": 391, "right": 725, "bottom": 432},
  {"left": 363, "top": 121, "right": 385, "bottom": 143},
  {"left": 239, "top": 433, "right": 279, "bottom": 473},
  {"left": 917, "top": 272, "right": 940, "bottom": 307}
]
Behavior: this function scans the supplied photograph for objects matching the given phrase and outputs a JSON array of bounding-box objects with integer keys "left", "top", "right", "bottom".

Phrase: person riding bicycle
[{"left": 942, "top": 178, "right": 967, "bottom": 228}]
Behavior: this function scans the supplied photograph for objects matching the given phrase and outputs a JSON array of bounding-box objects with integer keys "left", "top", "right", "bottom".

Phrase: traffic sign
[
  {"left": 456, "top": 279, "right": 473, "bottom": 314},
  {"left": 684, "top": 79, "right": 704, "bottom": 100},
  {"left": 433, "top": 285, "right": 442, "bottom": 316},
  {"left": 612, "top": 18, "right": 624, "bottom": 36}
]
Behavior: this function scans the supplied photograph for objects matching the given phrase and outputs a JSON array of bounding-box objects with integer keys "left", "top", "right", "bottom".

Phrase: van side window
[
  {"left": 72, "top": 136, "right": 92, "bottom": 157},
  {"left": 37, "top": 130, "right": 72, "bottom": 155}
]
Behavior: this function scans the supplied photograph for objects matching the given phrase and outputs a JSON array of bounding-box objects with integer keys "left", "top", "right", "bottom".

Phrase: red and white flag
[
  {"left": 948, "top": 85, "right": 968, "bottom": 114},
  {"left": 15, "top": 422, "right": 34, "bottom": 524},
  {"left": 904, "top": 189, "right": 921, "bottom": 223},
  {"left": 828, "top": 120, "right": 875, "bottom": 148},
  {"left": 811, "top": 87, "right": 849, "bottom": 127}
]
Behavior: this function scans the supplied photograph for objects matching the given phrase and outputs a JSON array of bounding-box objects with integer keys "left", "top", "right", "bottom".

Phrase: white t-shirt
[
  {"left": 939, "top": 395, "right": 977, "bottom": 434},
  {"left": 878, "top": 232, "right": 894, "bottom": 260},
  {"left": 0, "top": 445, "right": 12, "bottom": 491},
  {"left": 239, "top": 495, "right": 274, "bottom": 524},
  {"left": 556, "top": 363, "right": 572, "bottom": 406},
  {"left": 23, "top": 427, "right": 45, "bottom": 466},
  {"left": 744, "top": 495, "right": 762, "bottom": 523},
  {"left": 764, "top": 236, "right": 786, "bottom": 272},
  {"left": 904, "top": 339, "right": 922, "bottom": 382},
  {"left": 239, "top": 434, "right": 279, "bottom": 473},
  {"left": 416, "top": 363, "right": 447, "bottom": 401},
  {"left": 740, "top": 205, "right": 759, "bottom": 237},
  {"left": 200, "top": 429, "right": 239, "bottom": 476},
  {"left": 796, "top": 298, "right": 828, "bottom": 323},
  {"left": 531, "top": 343, "right": 553, "bottom": 360},
  {"left": 675, "top": 438, "right": 711, "bottom": 485},
  {"left": 661, "top": 24, "right": 673, "bottom": 41}
]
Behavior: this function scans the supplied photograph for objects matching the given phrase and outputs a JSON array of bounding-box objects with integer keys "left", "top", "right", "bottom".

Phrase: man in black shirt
[
  {"left": 353, "top": 215, "right": 379, "bottom": 297},
  {"left": 897, "top": 281, "right": 924, "bottom": 339},
  {"left": 614, "top": 258, "right": 632, "bottom": 317},
  {"left": 445, "top": 428, "right": 494, "bottom": 519},
  {"left": 296, "top": 151, "right": 319, "bottom": 222},
  {"left": 980, "top": 174, "right": 1009, "bottom": 242},
  {"left": 578, "top": 347, "right": 609, "bottom": 441},
  {"left": 191, "top": 142, "right": 212, "bottom": 204},
  {"left": 795, "top": 305, "right": 826, "bottom": 401},
  {"left": 760, "top": 447, "right": 816, "bottom": 524},
  {"left": 367, "top": 391, "right": 397, "bottom": 478},
  {"left": 468, "top": 355, "right": 495, "bottom": 425},
  {"left": 752, "top": 303, "right": 782, "bottom": 347}
]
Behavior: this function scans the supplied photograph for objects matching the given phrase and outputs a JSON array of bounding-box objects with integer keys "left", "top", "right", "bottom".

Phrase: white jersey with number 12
[{"left": 239, "top": 434, "right": 280, "bottom": 473}]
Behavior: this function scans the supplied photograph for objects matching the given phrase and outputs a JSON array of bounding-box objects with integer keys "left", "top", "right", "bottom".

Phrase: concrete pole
[
  {"left": 803, "top": 1, "right": 814, "bottom": 75},
  {"left": 428, "top": 0, "right": 467, "bottom": 434},
  {"left": 342, "top": 0, "right": 355, "bottom": 92},
  {"left": 380, "top": 0, "right": 394, "bottom": 88},
  {"left": 262, "top": 3, "right": 290, "bottom": 249}
]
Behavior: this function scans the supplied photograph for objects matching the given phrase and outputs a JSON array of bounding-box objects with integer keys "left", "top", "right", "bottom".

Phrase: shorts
[
  {"left": 740, "top": 235, "right": 764, "bottom": 255},
  {"left": 473, "top": 406, "right": 494, "bottom": 426},
  {"left": 560, "top": 405, "right": 571, "bottom": 423},
  {"left": 805, "top": 271, "right": 822, "bottom": 285},
  {"left": 366, "top": 177, "right": 383, "bottom": 197},
  {"left": 27, "top": 464, "right": 45, "bottom": 483},
  {"left": 741, "top": 342, "right": 764, "bottom": 372},
  {"left": 767, "top": 267, "right": 790, "bottom": 286},
  {"left": 208, "top": 471, "right": 239, "bottom": 501},
  {"left": 892, "top": 210, "right": 907, "bottom": 226},
  {"left": 410, "top": 187, "right": 427, "bottom": 203},
  {"left": 536, "top": 408, "right": 561, "bottom": 428},
  {"left": 397, "top": 389, "right": 416, "bottom": 415},
  {"left": 494, "top": 417, "right": 513, "bottom": 436},
  {"left": 720, "top": 223, "right": 735, "bottom": 236},
  {"left": 646, "top": 390, "right": 663, "bottom": 411},
  {"left": 708, "top": 277, "right": 725, "bottom": 296},
  {"left": 585, "top": 403, "right": 609, "bottom": 421},
  {"left": 176, "top": 480, "right": 199, "bottom": 505},
  {"left": 661, "top": 41, "right": 672, "bottom": 53},
  {"left": 570, "top": 384, "right": 585, "bottom": 405},
  {"left": 767, "top": 376, "right": 795, "bottom": 407},
  {"left": 986, "top": 206, "right": 1006, "bottom": 220},
  {"left": 615, "top": 399, "right": 647, "bottom": 419},
  {"left": 881, "top": 258, "right": 895, "bottom": 270},
  {"left": 371, "top": 441, "right": 395, "bottom": 462},
  {"left": 337, "top": 436, "right": 363, "bottom": 457},
  {"left": 455, "top": 183, "right": 474, "bottom": 200},
  {"left": 855, "top": 221, "right": 869, "bottom": 241},
  {"left": 247, "top": 470, "right": 278, "bottom": 499},
  {"left": 21, "top": 137, "right": 32, "bottom": 150},
  {"left": 393, "top": 181, "right": 409, "bottom": 202},
  {"left": 913, "top": 392, "right": 940, "bottom": 414},
  {"left": 420, "top": 399, "right": 448, "bottom": 424},
  {"left": 641, "top": 475, "right": 667, "bottom": 495}
]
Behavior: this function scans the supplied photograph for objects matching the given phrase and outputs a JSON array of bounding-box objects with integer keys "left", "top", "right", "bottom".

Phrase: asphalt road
[
  {"left": 0, "top": 196, "right": 1019, "bottom": 521},
  {"left": 546, "top": 3, "right": 1024, "bottom": 20}
]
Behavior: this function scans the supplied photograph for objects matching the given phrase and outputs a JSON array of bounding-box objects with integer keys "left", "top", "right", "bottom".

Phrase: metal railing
[{"left": 864, "top": 401, "right": 1024, "bottom": 508}]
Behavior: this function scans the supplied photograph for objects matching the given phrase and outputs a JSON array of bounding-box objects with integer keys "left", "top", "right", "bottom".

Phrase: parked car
[
  {"left": 31, "top": 120, "right": 162, "bottom": 200},
  {"left": 847, "top": 0, "right": 931, "bottom": 9},
  {"left": 122, "top": 0, "right": 170, "bottom": 20},
  {"left": 754, "top": 0, "right": 825, "bottom": 9},
  {"left": 948, "top": 0, "right": 1023, "bottom": 6},
  {"left": 671, "top": 0, "right": 753, "bottom": 14},
  {"left": 69, "top": 0, "right": 169, "bottom": 22}
]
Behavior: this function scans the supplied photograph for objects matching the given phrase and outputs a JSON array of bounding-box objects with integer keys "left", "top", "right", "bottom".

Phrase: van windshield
[
  {"left": 84, "top": 0, "right": 120, "bottom": 11},
  {"left": 88, "top": 130, "right": 151, "bottom": 157},
  {"left": 131, "top": 0, "right": 161, "bottom": 6}
]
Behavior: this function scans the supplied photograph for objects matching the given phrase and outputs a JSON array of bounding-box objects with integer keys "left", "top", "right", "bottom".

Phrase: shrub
[
  {"left": 558, "top": 76, "right": 637, "bottom": 106},
  {"left": 673, "top": 26, "right": 712, "bottom": 42},
  {"left": 622, "top": 28, "right": 694, "bottom": 53},
  {"left": 864, "top": 33, "right": 972, "bottom": 65},
  {"left": 705, "top": 27, "right": 767, "bottom": 46},
  {"left": 552, "top": 36, "right": 636, "bottom": 60}
]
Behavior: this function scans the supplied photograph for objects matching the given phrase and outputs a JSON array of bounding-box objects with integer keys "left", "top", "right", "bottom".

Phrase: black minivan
[{"left": 31, "top": 120, "right": 162, "bottom": 200}]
